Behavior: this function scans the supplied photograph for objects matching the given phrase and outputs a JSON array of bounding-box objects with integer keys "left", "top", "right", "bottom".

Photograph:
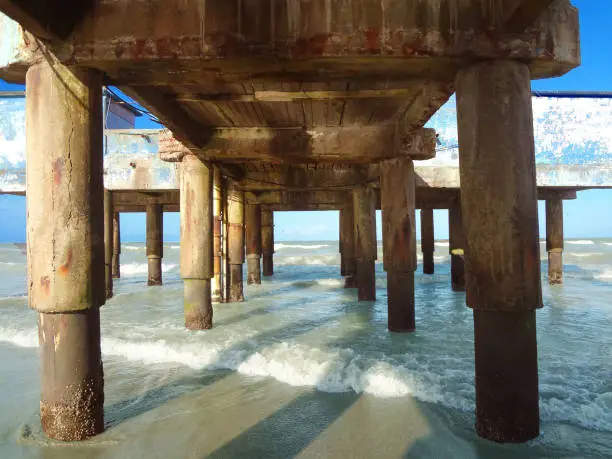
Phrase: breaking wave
[
  {"left": 121, "top": 263, "right": 178, "bottom": 276},
  {"left": 275, "top": 243, "right": 331, "bottom": 251}
]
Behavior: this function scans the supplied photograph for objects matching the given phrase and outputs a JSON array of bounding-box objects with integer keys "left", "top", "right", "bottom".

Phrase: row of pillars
[
  {"left": 100, "top": 182, "right": 277, "bottom": 308},
  {"left": 26, "top": 57, "right": 567, "bottom": 444}
]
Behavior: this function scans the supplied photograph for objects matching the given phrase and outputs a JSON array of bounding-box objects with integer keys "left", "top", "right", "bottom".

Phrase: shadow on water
[{"left": 103, "top": 294, "right": 337, "bottom": 429}]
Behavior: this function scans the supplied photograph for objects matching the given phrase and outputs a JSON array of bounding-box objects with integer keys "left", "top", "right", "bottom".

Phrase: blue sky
[{"left": 1, "top": 0, "right": 611, "bottom": 242}]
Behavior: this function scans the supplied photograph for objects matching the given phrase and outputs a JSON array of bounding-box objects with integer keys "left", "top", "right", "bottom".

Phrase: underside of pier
[{"left": 0, "top": 0, "right": 581, "bottom": 445}]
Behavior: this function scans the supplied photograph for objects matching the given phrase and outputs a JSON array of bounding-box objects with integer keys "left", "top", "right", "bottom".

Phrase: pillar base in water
[
  {"left": 247, "top": 255, "right": 261, "bottom": 285},
  {"left": 39, "top": 309, "right": 104, "bottom": 441},
  {"left": 387, "top": 271, "right": 415, "bottom": 332},
  {"left": 357, "top": 260, "right": 376, "bottom": 301},
  {"left": 263, "top": 254, "right": 274, "bottom": 277},
  {"left": 147, "top": 257, "right": 162, "bottom": 286},
  {"left": 548, "top": 251, "right": 563, "bottom": 285},
  {"left": 228, "top": 264, "right": 245, "bottom": 302},
  {"left": 184, "top": 279, "right": 213, "bottom": 330},
  {"left": 451, "top": 255, "right": 465, "bottom": 292},
  {"left": 474, "top": 309, "right": 539, "bottom": 443}
]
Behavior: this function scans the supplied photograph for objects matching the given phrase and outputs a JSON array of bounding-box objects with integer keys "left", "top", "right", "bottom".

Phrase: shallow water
[{"left": 0, "top": 240, "right": 611, "bottom": 458}]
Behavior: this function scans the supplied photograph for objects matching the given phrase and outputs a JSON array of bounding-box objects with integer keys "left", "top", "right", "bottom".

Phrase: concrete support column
[
  {"left": 227, "top": 183, "right": 245, "bottom": 302},
  {"left": 146, "top": 203, "right": 163, "bottom": 286},
  {"left": 449, "top": 201, "right": 466, "bottom": 292},
  {"left": 262, "top": 208, "right": 274, "bottom": 276},
  {"left": 112, "top": 211, "right": 121, "bottom": 278},
  {"left": 381, "top": 158, "right": 417, "bottom": 332},
  {"left": 353, "top": 185, "right": 377, "bottom": 301},
  {"left": 212, "top": 167, "right": 224, "bottom": 301},
  {"left": 104, "top": 189, "right": 114, "bottom": 299},
  {"left": 339, "top": 210, "right": 345, "bottom": 276},
  {"left": 246, "top": 203, "right": 262, "bottom": 285},
  {"left": 545, "top": 198, "right": 564, "bottom": 285},
  {"left": 421, "top": 209, "right": 435, "bottom": 275},
  {"left": 456, "top": 60, "right": 542, "bottom": 443},
  {"left": 26, "top": 60, "right": 105, "bottom": 440},
  {"left": 180, "top": 155, "right": 213, "bottom": 329},
  {"left": 342, "top": 199, "right": 357, "bottom": 288}
]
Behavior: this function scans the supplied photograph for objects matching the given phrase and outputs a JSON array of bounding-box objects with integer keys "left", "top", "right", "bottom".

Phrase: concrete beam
[{"left": 157, "top": 126, "right": 436, "bottom": 164}]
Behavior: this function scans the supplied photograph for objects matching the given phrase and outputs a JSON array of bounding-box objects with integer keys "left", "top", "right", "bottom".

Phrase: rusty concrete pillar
[
  {"left": 146, "top": 203, "right": 163, "bottom": 286},
  {"left": 421, "top": 209, "right": 435, "bottom": 275},
  {"left": 342, "top": 198, "right": 357, "bottom": 288},
  {"left": 227, "top": 183, "right": 245, "bottom": 302},
  {"left": 381, "top": 158, "right": 417, "bottom": 332},
  {"left": 112, "top": 211, "right": 121, "bottom": 278},
  {"left": 449, "top": 201, "right": 466, "bottom": 292},
  {"left": 456, "top": 60, "right": 542, "bottom": 443},
  {"left": 546, "top": 198, "right": 564, "bottom": 285},
  {"left": 353, "top": 185, "right": 377, "bottom": 301},
  {"left": 104, "top": 189, "right": 114, "bottom": 299},
  {"left": 262, "top": 207, "right": 274, "bottom": 276},
  {"left": 180, "top": 155, "right": 213, "bottom": 329},
  {"left": 246, "top": 203, "right": 262, "bottom": 285},
  {"left": 212, "top": 167, "right": 224, "bottom": 301},
  {"left": 26, "top": 60, "right": 105, "bottom": 441}
]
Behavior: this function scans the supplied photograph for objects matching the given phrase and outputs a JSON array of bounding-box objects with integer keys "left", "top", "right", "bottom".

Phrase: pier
[{"left": 0, "top": 0, "right": 605, "bottom": 445}]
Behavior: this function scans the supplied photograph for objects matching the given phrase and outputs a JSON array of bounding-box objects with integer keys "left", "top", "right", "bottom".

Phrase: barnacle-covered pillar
[
  {"left": 456, "top": 61, "right": 542, "bottom": 443},
  {"left": 27, "top": 59, "right": 105, "bottom": 441},
  {"left": 180, "top": 155, "right": 213, "bottom": 329}
]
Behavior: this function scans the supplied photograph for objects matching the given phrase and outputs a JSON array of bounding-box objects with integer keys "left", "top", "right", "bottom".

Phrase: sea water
[{"left": 0, "top": 240, "right": 611, "bottom": 458}]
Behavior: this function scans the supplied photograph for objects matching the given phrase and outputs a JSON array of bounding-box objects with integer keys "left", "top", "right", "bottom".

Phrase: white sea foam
[
  {"left": 604, "top": 243, "right": 612, "bottom": 247},
  {"left": 315, "top": 278, "right": 344, "bottom": 287},
  {"left": 1, "top": 325, "right": 611, "bottom": 432},
  {"left": 123, "top": 245, "right": 144, "bottom": 251},
  {"left": 275, "top": 255, "right": 338, "bottom": 266},
  {"left": 595, "top": 269, "right": 612, "bottom": 281},
  {"left": 275, "top": 243, "right": 330, "bottom": 251},
  {"left": 568, "top": 253, "right": 597, "bottom": 258},
  {"left": 435, "top": 241, "right": 450, "bottom": 247},
  {"left": 566, "top": 240, "right": 595, "bottom": 245},
  {"left": 121, "top": 263, "right": 178, "bottom": 276},
  {"left": 0, "top": 326, "right": 37, "bottom": 348}
]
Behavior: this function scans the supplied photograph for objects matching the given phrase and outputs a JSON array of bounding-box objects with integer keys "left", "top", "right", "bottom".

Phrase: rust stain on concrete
[{"left": 58, "top": 248, "right": 73, "bottom": 277}]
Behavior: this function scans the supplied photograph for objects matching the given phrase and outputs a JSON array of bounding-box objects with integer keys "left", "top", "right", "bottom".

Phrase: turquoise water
[{"left": 0, "top": 240, "right": 611, "bottom": 458}]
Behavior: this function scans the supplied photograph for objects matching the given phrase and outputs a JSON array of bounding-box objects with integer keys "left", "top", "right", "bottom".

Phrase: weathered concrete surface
[
  {"left": 381, "top": 158, "right": 416, "bottom": 332},
  {"left": 341, "top": 199, "right": 357, "bottom": 289},
  {"left": 112, "top": 211, "right": 120, "bottom": 278},
  {"left": 449, "top": 201, "right": 466, "bottom": 292},
  {"left": 146, "top": 203, "right": 163, "bottom": 286},
  {"left": 456, "top": 60, "right": 540, "bottom": 443},
  {"left": 26, "top": 58, "right": 105, "bottom": 440},
  {"left": 546, "top": 198, "right": 564, "bottom": 285},
  {"left": 3, "top": 94, "right": 612, "bottom": 196},
  {"left": 180, "top": 155, "right": 213, "bottom": 329},
  {"left": 104, "top": 190, "right": 114, "bottom": 299},
  {"left": 353, "top": 185, "right": 376, "bottom": 301},
  {"left": 245, "top": 203, "right": 262, "bottom": 285},
  {"left": 261, "top": 207, "right": 274, "bottom": 277},
  {"left": 212, "top": 166, "right": 224, "bottom": 301},
  {"left": 227, "top": 182, "right": 245, "bottom": 303},
  {"left": 420, "top": 209, "right": 434, "bottom": 275}
]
